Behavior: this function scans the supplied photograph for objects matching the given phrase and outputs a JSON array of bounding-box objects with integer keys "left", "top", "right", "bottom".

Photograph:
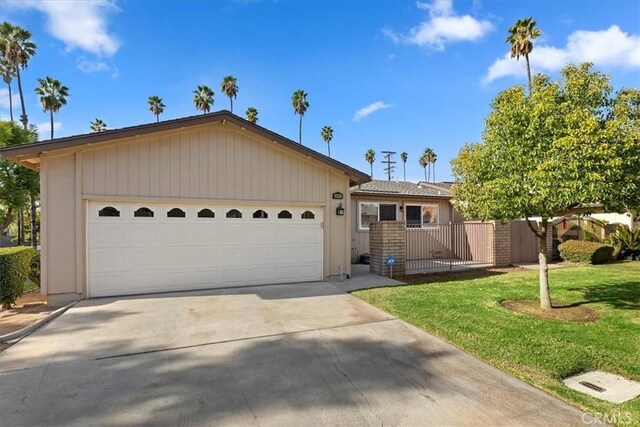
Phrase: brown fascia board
[{"left": 0, "top": 110, "right": 371, "bottom": 186}]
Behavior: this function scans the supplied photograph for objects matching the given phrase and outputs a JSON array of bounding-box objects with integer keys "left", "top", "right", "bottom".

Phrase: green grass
[
  {"left": 23, "top": 279, "right": 39, "bottom": 292},
  {"left": 353, "top": 262, "right": 640, "bottom": 425}
]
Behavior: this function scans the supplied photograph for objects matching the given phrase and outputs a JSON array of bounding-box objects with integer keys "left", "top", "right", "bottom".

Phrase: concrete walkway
[
  {"left": 331, "top": 263, "right": 405, "bottom": 292},
  {"left": 0, "top": 281, "right": 585, "bottom": 426}
]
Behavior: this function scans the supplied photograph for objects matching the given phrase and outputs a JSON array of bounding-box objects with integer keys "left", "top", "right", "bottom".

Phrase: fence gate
[
  {"left": 406, "top": 222, "right": 493, "bottom": 273},
  {"left": 510, "top": 220, "right": 539, "bottom": 263}
]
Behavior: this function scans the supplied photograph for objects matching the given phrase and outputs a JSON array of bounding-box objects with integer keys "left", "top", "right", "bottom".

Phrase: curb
[{"left": 0, "top": 301, "right": 78, "bottom": 343}]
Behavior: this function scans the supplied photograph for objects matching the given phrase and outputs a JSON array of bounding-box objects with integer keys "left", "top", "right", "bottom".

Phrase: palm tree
[
  {"left": 431, "top": 151, "right": 438, "bottom": 183},
  {"left": 291, "top": 89, "right": 309, "bottom": 144},
  {"left": 90, "top": 118, "right": 107, "bottom": 133},
  {"left": 246, "top": 107, "right": 258, "bottom": 124},
  {"left": 321, "top": 125, "right": 333, "bottom": 157},
  {"left": 147, "top": 95, "right": 165, "bottom": 122},
  {"left": 0, "top": 59, "right": 15, "bottom": 122},
  {"left": 34, "top": 76, "right": 68, "bottom": 139},
  {"left": 0, "top": 22, "right": 37, "bottom": 129},
  {"left": 365, "top": 149, "right": 375, "bottom": 178},
  {"left": 507, "top": 18, "right": 541, "bottom": 96},
  {"left": 400, "top": 152, "right": 408, "bottom": 181},
  {"left": 421, "top": 148, "right": 435, "bottom": 182},
  {"left": 221, "top": 75, "right": 238, "bottom": 113},
  {"left": 193, "top": 85, "right": 214, "bottom": 113},
  {"left": 418, "top": 153, "right": 429, "bottom": 182}
]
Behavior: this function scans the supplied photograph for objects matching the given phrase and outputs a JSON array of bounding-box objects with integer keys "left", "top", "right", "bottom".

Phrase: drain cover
[{"left": 563, "top": 371, "right": 640, "bottom": 404}]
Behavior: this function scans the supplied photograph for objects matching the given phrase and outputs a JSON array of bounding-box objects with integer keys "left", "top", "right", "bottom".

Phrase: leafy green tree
[
  {"left": 451, "top": 63, "right": 639, "bottom": 310},
  {"left": 34, "top": 76, "right": 69, "bottom": 139},
  {"left": 400, "top": 152, "right": 408, "bottom": 181},
  {"left": 221, "top": 76, "right": 238, "bottom": 113},
  {"left": 291, "top": 89, "right": 309, "bottom": 144},
  {"left": 321, "top": 125, "right": 333, "bottom": 157},
  {"left": 507, "top": 17, "right": 541, "bottom": 96},
  {"left": 193, "top": 85, "right": 214, "bottom": 114},
  {"left": 0, "top": 59, "right": 16, "bottom": 123},
  {"left": 90, "top": 118, "right": 107, "bottom": 133},
  {"left": 0, "top": 22, "right": 36, "bottom": 129},
  {"left": 245, "top": 107, "right": 258, "bottom": 124},
  {"left": 147, "top": 95, "right": 165, "bottom": 122},
  {"left": 365, "top": 149, "right": 375, "bottom": 178}
]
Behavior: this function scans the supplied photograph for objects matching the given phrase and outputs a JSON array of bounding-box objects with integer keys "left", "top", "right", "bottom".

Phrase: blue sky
[{"left": 1, "top": 0, "right": 639, "bottom": 182}]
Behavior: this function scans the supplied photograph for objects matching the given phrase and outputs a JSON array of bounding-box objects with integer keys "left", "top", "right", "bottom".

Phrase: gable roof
[
  {"left": 350, "top": 180, "right": 452, "bottom": 198},
  {"left": 0, "top": 110, "right": 370, "bottom": 186}
]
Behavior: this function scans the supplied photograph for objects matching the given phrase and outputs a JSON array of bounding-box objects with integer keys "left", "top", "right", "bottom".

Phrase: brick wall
[
  {"left": 369, "top": 221, "right": 406, "bottom": 277},
  {"left": 493, "top": 221, "right": 511, "bottom": 267}
]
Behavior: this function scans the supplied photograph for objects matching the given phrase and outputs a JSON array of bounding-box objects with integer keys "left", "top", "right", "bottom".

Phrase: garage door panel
[{"left": 88, "top": 202, "right": 323, "bottom": 297}]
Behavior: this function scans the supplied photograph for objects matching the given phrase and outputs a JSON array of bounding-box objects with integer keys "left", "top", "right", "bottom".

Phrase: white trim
[
  {"left": 358, "top": 201, "right": 398, "bottom": 231},
  {"left": 405, "top": 203, "right": 440, "bottom": 228}
]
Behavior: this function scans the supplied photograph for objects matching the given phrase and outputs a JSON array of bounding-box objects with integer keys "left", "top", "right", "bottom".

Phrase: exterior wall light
[{"left": 336, "top": 203, "right": 345, "bottom": 216}]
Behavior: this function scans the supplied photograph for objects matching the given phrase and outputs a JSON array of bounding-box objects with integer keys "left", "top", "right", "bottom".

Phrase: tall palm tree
[
  {"left": 0, "top": 59, "right": 15, "bottom": 122},
  {"left": 0, "top": 22, "right": 37, "bottom": 129},
  {"left": 431, "top": 152, "right": 438, "bottom": 183},
  {"left": 507, "top": 17, "right": 541, "bottom": 97},
  {"left": 365, "top": 149, "right": 375, "bottom": 178},
  {"left": 34, "top": 76, "right": 68, "bottom": 139},
  {"left": 291, "top": 89, "right": 309, "bottom": 144},
  {"left": 400, "top": 151, "right": 408, "bottom": 181},
  {"left": 419, "top": 153, "right": 429, "bottom": 182},
  {"left": 221, "top": 75, "right": 238, "bottom": 113},
  {"left": 90, "top": 118, "right": 107, "bottom": 133},
  {"left": 147, "top": 95, "right": 165, "bottom": 122},
  {"left": 245, "top": 107, "right": 258, "bottom": 124},
  {"left": 421, "top": 148, "right": 434, "bottom": 182},
  {"left": 321, "top": 125, "right": 333, "bottom": 157},
  {"left": 193, "top": 85, "right": 214, "bottom": 114}
]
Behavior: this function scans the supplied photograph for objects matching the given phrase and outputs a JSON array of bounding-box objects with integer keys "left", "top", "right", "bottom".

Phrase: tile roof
[{"left": 350, "top": 180, "right": 451, "bottom": 198}]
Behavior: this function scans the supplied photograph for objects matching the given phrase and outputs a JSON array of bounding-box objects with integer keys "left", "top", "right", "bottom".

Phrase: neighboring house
[
  {"left": 0, "top": 111, "right": 369, "bottom": 305},
  {"left": 350, "top": 180, "right": 462, "bottom": 259}
]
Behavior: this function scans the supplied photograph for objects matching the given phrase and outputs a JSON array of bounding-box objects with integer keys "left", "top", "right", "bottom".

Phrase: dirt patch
[
  {"left": 397, "top": 267, "right": 517, "bottom": 285},
  {"left": 0, "top": 290, "right": 54, "bottom": 337},
  {"left": 501, "top": 300, "right": 599, "bottom": 322}
]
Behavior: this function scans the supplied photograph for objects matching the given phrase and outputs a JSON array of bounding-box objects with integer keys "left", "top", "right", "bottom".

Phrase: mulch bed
[
  {"left": 501, "top": 299, "right": 600, "bottom": 322},
  {"left": 0, "top": 290, "right": 53, "bottom": 337}
]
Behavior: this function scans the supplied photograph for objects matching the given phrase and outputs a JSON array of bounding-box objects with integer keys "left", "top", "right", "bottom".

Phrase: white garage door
[{"left": 88, "top": 202, "right": 323, "bottom": 297}]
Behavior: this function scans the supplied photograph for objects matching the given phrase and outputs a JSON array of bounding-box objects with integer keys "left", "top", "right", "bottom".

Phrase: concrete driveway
[{"left": 0, "top": 282, "right": 585, "bottom": 426}]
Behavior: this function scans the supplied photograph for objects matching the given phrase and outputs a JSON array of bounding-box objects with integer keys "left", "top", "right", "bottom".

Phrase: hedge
[
  {"left": 558, "top": 240, "right": 614, "bottom": 265},
  {"left": 30, "top": 250, "right": 41, "bottom": 286},
  {"left": 0, "top": 247, "right": 34, "bottom": 309}
]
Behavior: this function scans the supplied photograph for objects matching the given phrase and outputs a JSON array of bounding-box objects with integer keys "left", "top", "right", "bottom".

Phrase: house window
[
  {"left": 406, "top": 204, "right": 439, "bottom": 228},
  {"left": 134, "top": 207, "right": 154, "bottom": 218},
  {"left": 197, "top": 208, "right": 215, "bottom": 218},
  {"left": 253, "top": 209, "right": 268, "bottom": 219},
  {"left": 359, "top": 202, "right": 397, "bottom": 230},
  {"left": 167, "top": 208, "right": 186, "bottom": 218},
  {"left": 226, "top": 209, "right": 242, "bottom": 219},
  {"left": 98, "top": 206, "right": 120, "bottom": 217},
  {"left": 278, "top": 210, "right": 292, "bottom": 219},
  {"left": 301, "top": 210, "right": 315, "bottom": 219}
]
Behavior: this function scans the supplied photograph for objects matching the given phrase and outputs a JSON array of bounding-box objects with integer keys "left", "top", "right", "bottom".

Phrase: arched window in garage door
[
  {"left": 197, "top": 208, "right": 215, "bottom": 218},
  {"left": 167, "top": 208, "right": 186, "bottom": 218},
  {"left": 98, "top": 206, "right": 120, "bottom": 217},
  {"left": 226, "top": 209, "right": 242, "bottom": 219},
  {"left": 134, "top": 207, "right": 154, "bottom": 218},
  {"left": 278, "top": 210, "right": 292, "bottom": 219},
  {"left": 253, "top": 209, "right": 268, "bottom": 219},
  {"left": 301, "top": 210, "right": 315, "bottom": 219}
]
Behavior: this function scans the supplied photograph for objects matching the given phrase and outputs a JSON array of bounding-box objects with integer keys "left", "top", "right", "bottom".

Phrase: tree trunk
[
  {"left": 16, "top": 67, "right": 28, "bottom": 129},
  {"left": 156, "top": 114, "right": 159, "bottom": 123},
  {"left": 538, "top": 218, "right": 552, "bottom": 310},
  {"left": 1, "top": 207, "right": 13, "bottom": 236},
  {"left": 433, "top": 162, "right": 436, "bottom": 183},
  {"left": 328, "top": 143, "right": 331, "bottom": 158},
  {"left": 50, "top": 110, "right": 54, "bottom": 139},
  {"left": 17, "top": 208, "right": 24, "bottom": 245},
  {"left": 370, "top": 163, "right": 373, "bottom": 178},
  {"left": 7, "top": 81, "right": 14, "bottom": 123},
  {"left": 423, "top": 167, "right": 426, "bottom": 182},
  {"left": 299, "top": 114, "right": 303, "bottom": 144},
  {"left": 403, "top": 164, "right": 406, "bottom": 181},
  {"left": 30, "top": 194, "right": 37, "bottom": 249},
  {"left": 230, "top": 97, "right": 233, "bottom": 113},
  {"left": 525, "top": 53, "right": 533, "bottom": 98}
]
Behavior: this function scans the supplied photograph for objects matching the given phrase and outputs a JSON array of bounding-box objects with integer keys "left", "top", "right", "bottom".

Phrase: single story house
[
  {"left": 350, "top": 180, "right": 462, "bottom": 260},
  {"left": 0, "top": 111, "right": 369, "bottom": 305}
]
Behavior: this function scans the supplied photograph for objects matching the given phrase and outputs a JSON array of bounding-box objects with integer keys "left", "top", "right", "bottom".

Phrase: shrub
[
  {"left": 558, "top": 240, "right": 614, "bottom": 264},
  {"left": 606, "top": 225, "right": 640, "bottom": 261},
  {"left": 30, "top": 250, "right": 41, "bottom": 286},
  {"left": 0, "top": 246, "right": 34, "bottom": 309}
]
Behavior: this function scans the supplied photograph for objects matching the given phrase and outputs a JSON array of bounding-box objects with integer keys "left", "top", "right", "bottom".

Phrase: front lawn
[{"left": 353, "top": 263, "right": 640, "bottom": 425}]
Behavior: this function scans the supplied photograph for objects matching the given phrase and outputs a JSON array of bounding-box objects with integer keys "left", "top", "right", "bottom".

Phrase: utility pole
[{"left": 381, "top": 151, "right": 397, "bottom": 181}]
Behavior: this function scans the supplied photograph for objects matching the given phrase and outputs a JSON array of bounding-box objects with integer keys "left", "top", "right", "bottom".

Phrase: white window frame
[
  {"left": 358, "top": 202, "right": 398, "bottom": 231},
  {"left": 405, "top": 204, "right": 440, "bottom": 228}
]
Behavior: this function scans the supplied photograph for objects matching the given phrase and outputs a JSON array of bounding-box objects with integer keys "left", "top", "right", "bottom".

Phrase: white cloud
[
  {"left": 354, "top": 102, "right": 391, "bottom": 121},
  {"left": 0, "top": 88, "right": 20, "bottom": 110},
  {"left": 384, "top": 0, "right": 492, "bottom": 51},
  {"left": 35, "top": 121, "right": 63, "bottom": 140},
  {"left": 76, "top": 57, "right": 120, "bottom": 78},
  {"left": 484, "top": 25, "right": 640, "bottom": 83},
  {"left": 5, "top": 0, "right": 120, "bottom": 56}
]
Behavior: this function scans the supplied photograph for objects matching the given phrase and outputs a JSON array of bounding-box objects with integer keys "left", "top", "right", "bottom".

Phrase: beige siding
[
  {"left": 351, "top": 196, "right": 454, "bottom": 256},
  {"left": 41, "top": 122, "right": 353, "bottom": 301}
]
